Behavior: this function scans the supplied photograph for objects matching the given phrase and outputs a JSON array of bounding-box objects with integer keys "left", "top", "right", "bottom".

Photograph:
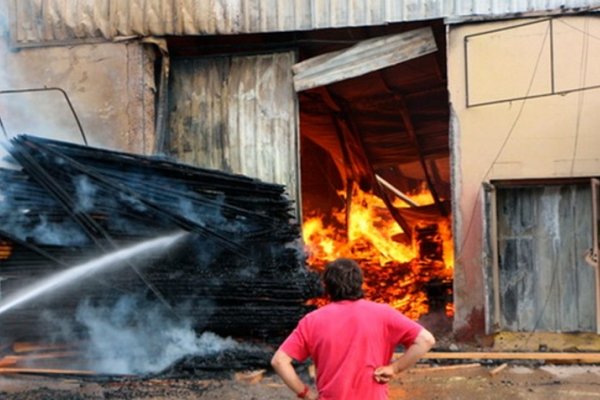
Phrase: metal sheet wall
[
  {"left": 8, "top": 0, "right": 600, "bottom": 47},
  {"left": 168, "top": 51, "right": 300, "bottom": 210}
]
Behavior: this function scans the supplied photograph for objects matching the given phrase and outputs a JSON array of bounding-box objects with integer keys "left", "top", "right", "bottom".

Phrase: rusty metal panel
[
  {"left": 496, "top": 184, "right": 596, "bottom": 333},
  {"left": 8, "top": 0, "right": 600, "bottom": 47},
  {"left": 168, "top": 51, "right": 300, "bottom": 210}
]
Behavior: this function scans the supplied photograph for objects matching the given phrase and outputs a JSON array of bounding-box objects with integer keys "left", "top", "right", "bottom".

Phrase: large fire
[{"left": 302, "top": 185, "right": 453, "bottom": 320}]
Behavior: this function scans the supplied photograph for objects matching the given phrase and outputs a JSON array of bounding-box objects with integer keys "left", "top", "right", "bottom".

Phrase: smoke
[
  {"left": 176, "top": 192, "right": 262, "bottom": 237},
  {"left": 117, "top": 191, "right": 149, "bottom": 213},
  {"left": 30, "top": 215, "right": 89, "bottom": 246},
  {"left": 0, "top": 171, "right": 90, "bottom": 246},
  {"left": 58, "top": 295, "right": 241, "bottom": 375},
  {"left": 177, "top": 195, "right": 230, "bottom": 229},
  {"left": 74, "top": 175, "right": 99, "bottom": 212},
  {"left": 0, "top": 174, "right": 94, "bottom": 246},
  {"left": 0, "top": 92, "right": 81, "bottom": 141},
  {"left": 0, "top": 139, "right": 18, "bottom": 169}
]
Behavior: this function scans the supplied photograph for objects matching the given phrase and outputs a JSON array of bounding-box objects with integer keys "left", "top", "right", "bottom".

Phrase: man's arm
[
  {"left": 374, "top": 328, "right": 435, "bottom": 383},
  {"left": 271, "top": 349, "right": 318, "bottom": 399}
]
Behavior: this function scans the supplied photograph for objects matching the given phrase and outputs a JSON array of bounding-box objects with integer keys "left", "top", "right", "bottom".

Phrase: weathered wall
[
  {"left": 0, "top": 6, "right": 155, "bottom": 154},
  {"left": 448, "top": 16, "right": 600, "bottom": 337}
]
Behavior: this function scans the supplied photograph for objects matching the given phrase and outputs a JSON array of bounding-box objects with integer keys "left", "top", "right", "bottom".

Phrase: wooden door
[
  {"left": 494, "top": 183, "right": 597, "bottom": 332},
  {"left": 591, "top": 178, "right": 600, "bottom": 333},
  {"left": 168, "top": 52, "right": 300, "bottom": 213}
]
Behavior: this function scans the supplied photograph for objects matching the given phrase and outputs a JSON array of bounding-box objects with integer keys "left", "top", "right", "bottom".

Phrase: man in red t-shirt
[{"left": 271, "top": 258, "right": 436, "bottom": 400}]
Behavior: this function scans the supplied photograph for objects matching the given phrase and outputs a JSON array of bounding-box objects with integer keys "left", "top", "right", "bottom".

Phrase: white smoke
[
  {"left": 0, "top": 173, "right": 89, "bottom": 245},
  {"left": 0, "top": 139, "right": 18, "bottom": 169},
  {"left": 73, "top": 175, "right": 99, "bottom": 212},
  {"left": 75, "top": 295, "right": 240, "bottom": 375},
  {"left": 30, "top": 215, "right": 88, "bottom": 246}
]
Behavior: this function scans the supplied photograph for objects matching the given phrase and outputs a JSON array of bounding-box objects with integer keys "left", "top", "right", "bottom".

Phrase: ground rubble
[
  {"left": 1, "top": 361, "right": 599, "bottom": 399},
  {"left": 1, "top": 335, "right": 599, "bottom": 399}
]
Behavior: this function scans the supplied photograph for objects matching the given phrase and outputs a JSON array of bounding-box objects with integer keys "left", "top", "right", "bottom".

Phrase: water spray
[{"left": 0, "top": 232, "right": 186, "bottom": 315}]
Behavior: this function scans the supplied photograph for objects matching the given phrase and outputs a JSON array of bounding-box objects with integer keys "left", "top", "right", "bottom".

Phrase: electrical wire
[
  {"left": 570, "top": 18, "right": 590, "bottom": 175},
  {"left": 558, "top": 18, "right": 600, "bottom": 42},
  {"left": 457, "top": 22, "right": 551, "bottom": 260}
]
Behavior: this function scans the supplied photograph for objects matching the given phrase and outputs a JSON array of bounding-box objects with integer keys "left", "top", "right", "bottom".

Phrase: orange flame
[
  {"left": 302, "top": 185, "right": 453, "bottom": 320},
  {"left": 0, "top": 240, "right": 12, "bottom": 260}
]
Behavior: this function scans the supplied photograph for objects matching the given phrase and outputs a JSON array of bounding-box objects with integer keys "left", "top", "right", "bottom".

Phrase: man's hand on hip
[{"left": 373, "top": 365, "right": 395, "bottom": 383}]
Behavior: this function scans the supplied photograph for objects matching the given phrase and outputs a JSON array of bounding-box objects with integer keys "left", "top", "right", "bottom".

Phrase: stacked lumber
[{"left": 0, "top": 135, "right": 319, "bottom": 343}]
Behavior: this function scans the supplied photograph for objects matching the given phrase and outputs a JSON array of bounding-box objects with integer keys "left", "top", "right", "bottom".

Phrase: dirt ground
[{"left": 0, "top": 363, "right": 599, "bottom": 399}]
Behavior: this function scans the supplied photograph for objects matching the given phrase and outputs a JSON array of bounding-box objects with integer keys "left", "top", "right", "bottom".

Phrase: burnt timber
[{"left": 0, "top": 135, "right": 319, "bottom": 343}]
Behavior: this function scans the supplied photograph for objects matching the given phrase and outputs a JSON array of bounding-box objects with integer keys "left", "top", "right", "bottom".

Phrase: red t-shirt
[{"left": 279, "top": 299, "right": 423, "bottom": 400}]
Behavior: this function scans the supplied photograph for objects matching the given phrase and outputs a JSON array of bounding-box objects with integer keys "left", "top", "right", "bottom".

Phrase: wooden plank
[
  {"left": 411, "top": 363, "right": 481, "bottom": 373},
  {"left": 535, "top": 187, "right": 560, "bottom": 331},
  {"left": 489, "top": 363, "right": 508, "bottom": 376},
  {"left": 492, "top": 331, "right": 600, "bottom": 352},
  {"left": 234, "top": 369, "right": 266, "bottom": 384},
  {"left": 488, "top": 183, "right": 501, "bottom": 331},
  {"left": 292, "top": 27, "right": 437, "bottom": 91},
  {"left": 375, "top": 174, "right": 419, "bottom": 207},
  {"left": 0, "top": 351, "right": 79, "bottom": 368},
  {"left": 12, "top": 342, "right": 73, "bottom": 353},
  {"left": 415, "top": 352, "right": 600, "bottom": 363},
  {"left": 0, "top": 367, "right": 97, "bottom": 376},
  {"left": 0, "top": 356, "right": 17, "bottom": 368}
]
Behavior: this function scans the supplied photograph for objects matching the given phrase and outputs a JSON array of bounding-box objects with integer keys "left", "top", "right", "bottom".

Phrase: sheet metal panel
[
  {"left": 168, "top": 51, "right": 300, "bottom": 210},
  {"left": 8, "top": 0, "right": 600, "bottom": 47}
]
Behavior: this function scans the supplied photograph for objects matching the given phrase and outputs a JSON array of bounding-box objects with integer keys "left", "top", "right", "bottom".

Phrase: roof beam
[
  {"left": 380, "top": 75, "right": 447, "bottom": 216},
  {"left": 319, "top": 88, "right": 413, "bottom": 237}
]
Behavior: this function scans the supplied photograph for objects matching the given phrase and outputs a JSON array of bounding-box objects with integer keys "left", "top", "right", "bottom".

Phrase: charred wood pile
[{"left": 0, "top": 135, "right": 319, "bottom": 344}]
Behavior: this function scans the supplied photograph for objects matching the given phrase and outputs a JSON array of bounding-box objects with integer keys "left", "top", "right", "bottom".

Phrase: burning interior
[{"left": 294, "top": 21, "right": 454, "bottom": 323}]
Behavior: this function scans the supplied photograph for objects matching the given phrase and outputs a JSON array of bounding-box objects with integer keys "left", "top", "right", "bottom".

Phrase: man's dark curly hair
[{"left": 323, "top": 258, "right": 364, "bottom": 301}]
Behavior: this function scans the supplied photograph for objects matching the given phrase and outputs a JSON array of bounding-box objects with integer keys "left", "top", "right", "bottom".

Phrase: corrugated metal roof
[{"left": 7, "top": 0, "right": 600, "bottom": 47}]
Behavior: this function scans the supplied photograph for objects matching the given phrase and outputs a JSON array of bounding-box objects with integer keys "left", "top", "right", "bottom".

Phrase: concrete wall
[
  {"left": 0, "top": 3, "right": 155, "bottom": 155},
  {"left": 448, "top": 16, "right": 600, "bottom": 339}
]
